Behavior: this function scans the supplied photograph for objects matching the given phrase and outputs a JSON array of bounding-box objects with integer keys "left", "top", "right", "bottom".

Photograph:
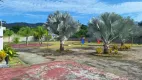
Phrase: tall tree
[
  {"left": 138, "top": 21, "right": 142, "bottom": 27},
  {"left": 72, "top": 24, "right": 88, "bottom": 38},
  {"left": 10, "top": 26, "right": 23, "bottom": 33},
  {"left": 33, "top": 26, "right": 48, "bottom": 44},
  {"left": 45, "top": 11, "right": 81, "bottom": 51},
  {"left": 119, "top": 17, "right": 135, "bottom": 46},
  {"left": 4, "top": 29, "right": 14, "bottom": 43},
  {"left": 88, "top": 12, "right": 124, "bottom": 53},
  {"left": 18, "top": 27, "right": 32, "bottom": 45}
]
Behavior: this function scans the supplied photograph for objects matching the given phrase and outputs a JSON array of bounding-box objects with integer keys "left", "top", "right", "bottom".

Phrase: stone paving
[
  {"left": 17, "top": 52, "right": 51, "bottom": 65},
  {"left": 0, "top": 60, "right": 9, "bottom": 68}
]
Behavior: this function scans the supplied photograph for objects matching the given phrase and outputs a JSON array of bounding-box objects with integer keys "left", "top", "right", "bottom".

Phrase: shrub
[
  {"left": 108, "top": 48, "right": 112, "bottom": 54},
  {"left": 114, "top": 49, "right": 118, "bottom": 54},
  {"left": 0, "top": 50, "right": 7, "bottom": 62},
  {"left": 112, "top": 44, "right": 118, "bottom": 50},
  {"left": 125, "top": 45, "right": 131, "bottom": 49},
  {"left": 119, "top": 44, "right": 131, "bottom": 51},
  {"left": 119, "top": 45, "right": 125, "bottom": 50},
  {"left": 13, "top": 37, "right": 20, "bottom": 44},
  {"left": 3, "top": 44, "right": 17, "bottom": 57},
  {"left": 96, "top": 47, "right": 103, "bottom": 54}
]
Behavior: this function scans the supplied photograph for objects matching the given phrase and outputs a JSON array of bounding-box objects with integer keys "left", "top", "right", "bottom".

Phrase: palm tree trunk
[
  {"left": 121, "top": 41, "right": 124, "bottom": 46},
  {"left": 26, "top": 37, "right": 28, "bottom": 46},
  {"left": 60, "top": 40, "right": 64, "bottom": 51},
  {"left": 103, "top": 43, "right": 109, "bottom": 54},
  {"left": 121, "top": 40, "right": 125, "bottom": 46}
]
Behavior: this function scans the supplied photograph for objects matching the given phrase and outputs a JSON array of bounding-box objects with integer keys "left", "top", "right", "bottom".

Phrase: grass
[
  {"left": 9, "top": 57, "right": 27, "bottom": 68},
  {"left": 41, "top": 41, "right": 90, "bottom": 50}
]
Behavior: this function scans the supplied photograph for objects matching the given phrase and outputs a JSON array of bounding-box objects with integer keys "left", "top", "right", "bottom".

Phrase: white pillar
[
  {"left": 0, "top": 28, "right": 3, "bottom": 50},
  {"left": 0, "top": 20, "right": 3, "bottom": 50}
]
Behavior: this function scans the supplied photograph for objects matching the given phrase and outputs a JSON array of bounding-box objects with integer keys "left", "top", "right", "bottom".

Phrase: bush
[
  {"left": 0, "top": 50, "right": 7, "bottom": 62},
  {"left": 96, "top": 47, "right": 103, "bottom": 54},
  {"left": 125, "top": 45, "right": 131, "bottom": 49},
  {"left": 96, "top": 47, "right": 119, "bottom": 54},
  {"left": 3, "top": 44, "right": 17, "bottom": 57},
  {"left": 119, "top": 44, "right": 131, "bottom": 51},
  {"left": 13, "top": 37, "right": 20, "bottom": 44},
  {"left": 111, "top": 44, "right": 118, "bottom": 50},
  {"left": 108, "top": 48, "right": 112, "bottom": 54},
  {"left": 114, "top": 49, "right": 118, "bottom": 54}
]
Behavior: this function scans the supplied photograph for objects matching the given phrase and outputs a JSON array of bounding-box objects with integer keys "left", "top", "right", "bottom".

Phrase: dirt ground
[{"left": 16, "top": 46, "right": 142, "bottom": 80}]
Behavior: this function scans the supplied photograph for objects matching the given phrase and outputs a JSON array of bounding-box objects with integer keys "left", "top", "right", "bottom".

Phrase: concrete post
[{"left": 0, "top": 21, "right": 3, "bottom": 50}]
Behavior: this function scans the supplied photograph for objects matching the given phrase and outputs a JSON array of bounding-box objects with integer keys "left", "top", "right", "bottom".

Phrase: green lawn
[{"left": 9, "top": 57, "right": 27, "bottom": 68}]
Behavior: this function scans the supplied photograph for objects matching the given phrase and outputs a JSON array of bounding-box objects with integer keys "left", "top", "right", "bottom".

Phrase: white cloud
[
  {"left": 1, "top": 0, "right": 142, "bottom": 22},
  {"left": 1, "top": 0, "right": 142, "bottom": 14}
]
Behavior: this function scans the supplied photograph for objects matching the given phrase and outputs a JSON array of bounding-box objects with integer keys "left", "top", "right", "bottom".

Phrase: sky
[{"left": 0, "top": 0, "right": 142, "bottom": 24}]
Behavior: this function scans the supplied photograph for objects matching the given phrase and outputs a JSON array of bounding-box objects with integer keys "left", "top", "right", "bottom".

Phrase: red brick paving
[{"left": 0, "top": 61, "right": 128, "bottom": 80}]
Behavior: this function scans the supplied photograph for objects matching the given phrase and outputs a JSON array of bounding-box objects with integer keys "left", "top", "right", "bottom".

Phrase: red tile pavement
[
  {"left": 0, "top": 61, "right": 128, "bottom": 80},
  {"left": 11, "top": 43, "right": 47, "bottom": 48}
]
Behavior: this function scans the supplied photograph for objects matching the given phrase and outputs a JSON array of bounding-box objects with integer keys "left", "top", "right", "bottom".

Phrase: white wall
[{"left": 3, "top": 35, "right": 35, "bottom": 42}]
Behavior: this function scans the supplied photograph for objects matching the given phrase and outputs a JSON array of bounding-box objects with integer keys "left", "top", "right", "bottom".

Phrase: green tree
[
  {"left": 138, "top": 21, "right": 142, "bottom": 27},
  {"left": 33, "top": 26, "right": 48, "bottom": 44},
  {"left": 13, "top": 37, "right": 20, "bottom": 44},
  {"left": 18, "top": 27, "right": 32, "bottom": 45},
  {"left": 4, "top": 29, "right": 14, "bottom": 42},
  {"left": 45, "top": 11, "right": 81, "bottom": 51},
  {"left": 72, "top": 24, "right": 88, "bottom": 38},
  {"left": 119, "top": 17, "right": 135, "bottom": 46},
  {"left": 10, "top": 26, "right": 23, "bottom": 33},
  {"left": 88, "top": 12, "right": 124, "bottom": 53}
]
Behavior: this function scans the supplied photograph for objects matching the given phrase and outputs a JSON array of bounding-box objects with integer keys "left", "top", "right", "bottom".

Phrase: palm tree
[
  {"left": 88, "top": 12, "right": 125, "bottom": 53},
  {"left": 4, "top": 29, "right": 14, "bottom": 43},
  {"left": 118, "top": 17, "right": 135, "bottom": 46},
  {"left": 45, "top": 11, "right": 81, "bottom": 51},
  {"left": 33, "top": 26, "right": 48, "bottom": 45},
  {"left": 18, "top": 27, "right": 32, "bottom": 45}
]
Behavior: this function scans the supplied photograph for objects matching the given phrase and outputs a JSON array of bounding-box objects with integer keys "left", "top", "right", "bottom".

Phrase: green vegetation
[
  {"left": 18, "top": 27, "right": 32, "bottom": 45},
  {"left": 0, "top": 50, "right": 6, "bottom": 62},
  {"left": 13, "top": 37, "right": 20, "bottom": 44},
  {"left": 45, "top": 11, "right": 81, "bottom": 51},
  {"left": 118, "top": 17, "right": 135, "bottom": 46},
  {"left": 33, "top": 26, "right": 48, "bottom": 44},
  {"left": 72, "top": 24, "right": 88, "bottom": 38},
  {"left": 88, "top": 12, "right": 135, "bottom": 54},
  {"left": 3, "top": 44, "right": 17, "bottom": 57},
  {"left": 9, "top": 57, "right": 27, "bottom": 68},
  {"left": 4, "top": 29, "right": 14, "bottom": 42},
  {"left": 10, "top": 26, "right": 23, "bottom": 33}
]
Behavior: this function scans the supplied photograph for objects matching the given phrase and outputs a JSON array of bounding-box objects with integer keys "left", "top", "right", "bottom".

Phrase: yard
[{"left": 6, "top": 41, "right": 142, "bottom": 80}]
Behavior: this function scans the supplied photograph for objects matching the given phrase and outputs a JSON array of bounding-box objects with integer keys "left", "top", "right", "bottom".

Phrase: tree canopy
[
  {"left": 45, "top": 11, "right": 81, "bottom": 51},
  {"left": 72, "top": 24, "right": 88, "bottom": 38},
  {"left": 88, "top": 12, "right": 133, "bottom": 53}
]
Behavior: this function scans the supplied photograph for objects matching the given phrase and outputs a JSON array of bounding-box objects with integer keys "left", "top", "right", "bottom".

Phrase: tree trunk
[
  {"left": 60, "top": 40, "right": 64, "bottom": 51},
  {"left": 26, "top": 37, "right": 28, "bottom": 46},
  {"left": 9, "top": 36, "right": 10, "bottom": 43},
  {"left": 39, "top": 38, "right": 41, "bottom": 45},
  {"left": 103, "top": 43, "right": 109, "bottom": 54},
  {"left": 121, "top": 41, "right": 124, "bottom": 46},
  {"left": 41, "top": 38, "right": 42, "bottom": 45}
]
